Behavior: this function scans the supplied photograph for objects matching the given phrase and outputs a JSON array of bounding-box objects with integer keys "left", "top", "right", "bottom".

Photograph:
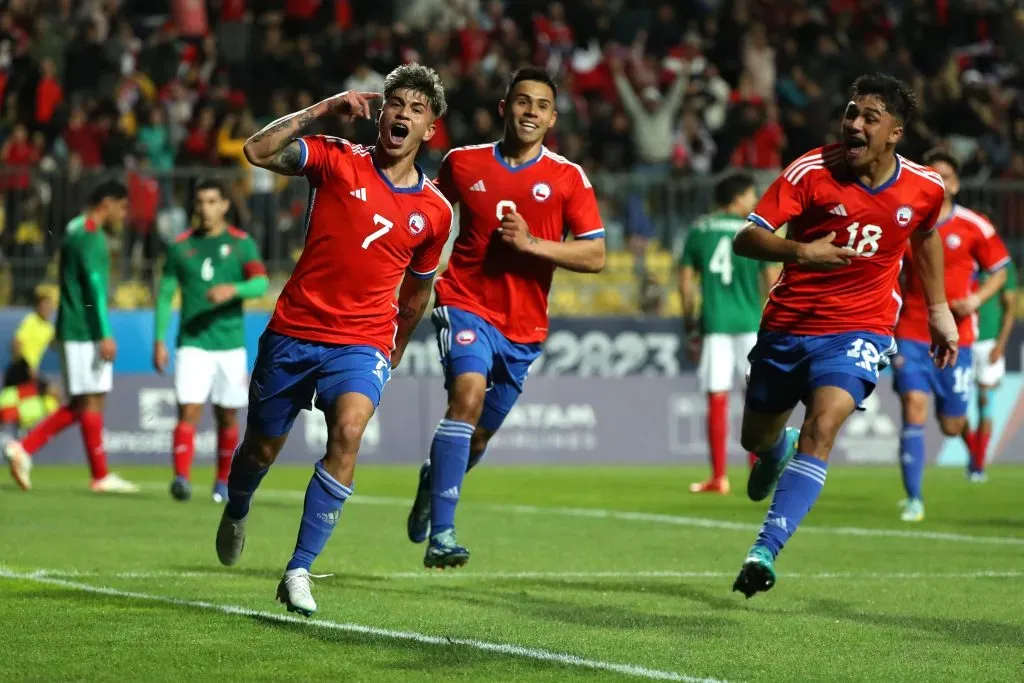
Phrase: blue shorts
[
  {"left": 746, "top": 331, "right": 896, "bottom": 414},
  {"left": 892, "top": 339, "right": 973, "bottom": 418},
  {"left": 432, "top": 305, "right": 542, "bottom": 432},
  {"left": 247, "top": 330, "right": 391, "bottom": 438}
]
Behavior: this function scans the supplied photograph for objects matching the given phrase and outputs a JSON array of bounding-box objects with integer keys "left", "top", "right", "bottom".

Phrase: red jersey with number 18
[
  {"left": 748, "top": 144, "right": 945, "bottom": 337},
  {"left": 268, "top": 135, "right": 454, "bottom": 356},
  {"left": 434, "top": 143, "right": 604, "bottom": 344}
]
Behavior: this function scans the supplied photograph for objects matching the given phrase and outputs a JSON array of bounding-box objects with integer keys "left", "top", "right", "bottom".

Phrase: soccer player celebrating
[
  {"left": 729, "top": 74, "right": 957, "bottom": 598},
  {"left": 967, "top": 255, "right": 1016, "bottom": 481},
  {"left": 679, "top": 172, "right": 779, "bottom": 495},
  {"left": 4, "top": 181, "right": 139, "bottom": 493},
  {"left": 215, "top": 65, "right": 453, "bottom": 617},
  {"left": 405, "top": 67, "right": 605, "bottom": 568},
  {"left": 153, "top": 179, "right": 268, "bottom": 503},
  {"left": 893, "top": 151, "right": 1009, "bottom": 519}
]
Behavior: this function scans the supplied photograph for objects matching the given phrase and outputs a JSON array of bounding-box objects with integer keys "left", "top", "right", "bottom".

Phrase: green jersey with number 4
[
  {"left": 976, "top": 259, "right": 1017, "bottom": 342},
  {"left": 57, "top": 214, "right": 112, "bottom": 342},
  {"left": 680, "top": 213, "right": 768, "bottom": 334},
  {"left": 163, "top": 227, "right": 265, "bottom": 350}
]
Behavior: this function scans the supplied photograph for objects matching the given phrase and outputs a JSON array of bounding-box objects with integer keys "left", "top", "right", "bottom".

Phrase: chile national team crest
[
  {"left": 532, "top": 182, "right": 552, "bottom": 202},
  {"left": 946, "top": 234, "right": 962, "bottom": 249},
  {"left": 408, "top": 212, "right": 428, "bottom": 236},
  {"left": 895, "top": 205, "right": 914, "bottom": 227},
  {"left": 455, "top": 330, "right": 476, "bottom": 345}
]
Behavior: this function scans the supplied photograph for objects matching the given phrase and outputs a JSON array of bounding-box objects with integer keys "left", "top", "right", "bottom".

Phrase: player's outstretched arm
[
  {"left": 910, "top": 229, "right": 958, "bottom": 368},
  {"left": 391, "top": 275, "right": 434, "bottom": 370},
  {"left": 242, "top": 91, "right": 379, "bottom": 175}
]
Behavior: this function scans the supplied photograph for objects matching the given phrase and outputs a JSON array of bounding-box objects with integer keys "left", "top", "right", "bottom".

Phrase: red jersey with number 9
[
  {"left": 268, "top": 135, "right": 454, "bottom": 356},
  {"left": 748, "top": 144, "right": 945, "bottom": 337},
  {"left": 434, "top": 143, "right": 604, "bottom": 344}
]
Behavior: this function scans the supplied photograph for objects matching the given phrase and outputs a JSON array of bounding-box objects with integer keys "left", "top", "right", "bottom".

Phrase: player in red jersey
[
  {"left": 214, "top": 65, "right": 454, "bottom": 617},
  {"left": 892, "top": 150, "right": 1009, "bottom": 521},
  {"left": 404, "top": 67, "right": 605, "bottom": 568},
  {"left": 728, "top": 74, "right": 959, "bottom": 598}
]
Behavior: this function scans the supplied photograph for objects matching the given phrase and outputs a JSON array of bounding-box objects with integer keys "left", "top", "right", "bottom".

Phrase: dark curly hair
[{"left": 850, "top": 73, "right": 918, "bottom": 124}]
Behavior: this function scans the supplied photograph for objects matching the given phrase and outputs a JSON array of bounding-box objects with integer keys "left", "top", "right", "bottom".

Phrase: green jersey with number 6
[
  {"left": 164, "top": 227, "right": 266, "bottom": 350},
  {"left": 976, "top": 259, "right": 1017, "bottom": 342},
  {"left": 680, "top": 212, "right": 769, "bottom": 334}
]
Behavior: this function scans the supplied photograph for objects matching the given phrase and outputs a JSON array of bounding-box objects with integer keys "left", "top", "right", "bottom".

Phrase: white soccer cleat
[
  {"left": 216, "top": 509, "right": 247, "bottom": 566},
  {"left": 90, "top": 472, "right": 139, "bottom": 494},
  {"left": 5, "top": 440, "right": 32, "bottom": 491},
  {"left": 900, "top": 498, "right": 925, "bottom": 523},
  {"left": 277, "top": 568, "right": 330, "bottom": 617}
]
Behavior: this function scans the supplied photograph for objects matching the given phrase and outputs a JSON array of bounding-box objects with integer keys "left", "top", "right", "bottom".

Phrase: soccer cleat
[
  {"left": 90, "top": 473, "right": 140, "bottom": 494},
  {"left": 900, "top": 498, "right": 925, "bottom": 523},
  {"left": 689, "top": 477, "right": 730, "bottom": 494},
  {"left": 747, "top": 427, "right": 799, "bottom": 502},
  {"left": 732, "top": 545, "right": 777, "bottom": 598},
  {"left": 212, "top": 482, "right": 229, "bottom": 504},
  {"left": 967, "top": 471, "right": 987, "bottom": 484},
  {"left": 406, "top": 461, "right": 431, "bottom": 543},
  {"left": 276, "top": 568, "right": 330, "bottom": 617},
  {"left": 424, "top": 529, "right": 470, "bottom": 569},
  {"left": 216, "top": 509, "right": 247, "bottom": 566},
  {"left": 4, "top": 440, "right": 32, "bottom": 491},
  {"left": 169, "top": 476, "right": 192, "bottom": 501}
]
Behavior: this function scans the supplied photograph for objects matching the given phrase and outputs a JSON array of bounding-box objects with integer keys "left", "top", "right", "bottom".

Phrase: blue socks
[
  {"left": 429, "top": 418, "right": 473, "bottom": 537},
  {"left": 899, "top": 424, "right": 926, "bottom": 500},
  {"left": 287, "top": 460, "right": 352, "bottom": 571},
  {"left": 225, "top": 448, "right": 270, "bottom": 520},
  {"left": 756, "top": 453, "right": 828, "bottom": 557}
]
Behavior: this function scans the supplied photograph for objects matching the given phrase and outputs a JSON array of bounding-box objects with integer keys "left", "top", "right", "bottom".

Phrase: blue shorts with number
[
  {"left": 432, "top": 305, "right": 543, "bottom": 432},
  {"left": 247, "top": 330, "right": 391, "bottom": 438},
  {"left": 746, "top": 331, "right": 896, "bottom": 414},
  {"left": 892, "top": 339, "right": 973, "bottom": 418}
]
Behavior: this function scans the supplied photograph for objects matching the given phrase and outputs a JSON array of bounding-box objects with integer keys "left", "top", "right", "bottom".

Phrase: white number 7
[{"left": 362, "top": 214, "right": 393, "bottom": 249}]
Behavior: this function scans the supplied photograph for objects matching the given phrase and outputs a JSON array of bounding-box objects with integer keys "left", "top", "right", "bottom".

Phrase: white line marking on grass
[{"left": 0, "top": 568, "right": 726, "bottom": 683}]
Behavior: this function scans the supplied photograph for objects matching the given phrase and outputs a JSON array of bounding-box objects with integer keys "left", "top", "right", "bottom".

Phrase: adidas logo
[
  {"left": 439, "top": 486, "right": 460, "bottom": 501},
  {"left": 469, "top": 180, "right": 486, "bottom": 192},
  {"left": 766, "top": 515, "right": 788, "bottom": 531},
  {"left": 829, "top": 204, "right": 848, "bottom": 216},
  {"left": 350, "top": 188, "right": 367, "bottom": 201},
  {"left": 316, "top": 510, "right": 341, "bottom": 526}
]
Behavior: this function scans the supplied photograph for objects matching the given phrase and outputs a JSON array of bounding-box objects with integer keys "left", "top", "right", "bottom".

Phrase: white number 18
[{"left": 362, "top": 214, "right": 393, "bottom": 249}]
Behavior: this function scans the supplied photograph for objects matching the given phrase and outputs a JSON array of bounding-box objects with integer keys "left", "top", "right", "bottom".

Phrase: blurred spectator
[
  {"left": 33, "top": 58, "right": 62, "bottom": 134},
  {"left": 4, "top": 288, "right": 55, "bottom": 387},
  {"left": 2, "top": 123, "right": 36, "bottom": 254}
]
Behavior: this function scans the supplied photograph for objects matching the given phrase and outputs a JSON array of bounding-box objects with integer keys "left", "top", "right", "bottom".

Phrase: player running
[
  {"left": 966, "top": 256, "right": 1016, "bottom": 481},
  {"left": 153, "top": 179, "right": 268, "bottom": 503},
  {"left": 404, "top": 67, "right": 605, "bottom": 568},
  {"left": 214, "top": 65, "right": 453, "bottom": 617},
  {"left": 4, "top": 181, "right": 139, "bottom": 494},
  {"left": 893, "top": 151, "right": 1009, "bottom": 520},
  {"left": 729, "top": 74, "right": 957, "bottom": 598},
  {"left": 679, "top": 172, "right": 779, "bottom": 494}
]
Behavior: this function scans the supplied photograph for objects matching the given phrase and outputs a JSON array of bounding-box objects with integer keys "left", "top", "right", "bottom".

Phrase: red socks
[
  {"left": 972, "top": 429, "right": 991, "bottom": 472},
  {"left": 707, "top": 393, "right": 728, "bottom": 480},
  {"left": 78, "top": 410, "right": 109, "bottom": 481},
  {"left": 216, "top": 425, "right": 239, "bottom": 485},
  {"left": 173, "top": 422, "right": 196, "bottom": 479},
  {"left": 22, "top": 405, "right": 77, "bottom": 455}
]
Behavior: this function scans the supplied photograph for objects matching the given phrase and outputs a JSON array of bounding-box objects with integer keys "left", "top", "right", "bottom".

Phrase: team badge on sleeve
[
  {"left": 455, "top": 330, "right": 476, "bottom": 345},
  {"left": 408, "top": 212, "right": 428, "bottom": 235},
  {"left": 531, "top": 182, "right": 552, "bottom": 202},
  {"left": 895, "top": 205, "right": 914, "bottom": 227}
]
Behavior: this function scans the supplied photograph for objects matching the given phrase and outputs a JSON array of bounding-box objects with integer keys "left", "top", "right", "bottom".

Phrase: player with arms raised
[
  {"left": 153, "top": 179, "right": 269, "bottom": 503},
  {"left": 214, "top": 65, "right": 453, "bottom": 616},
  {"left": 729, "top": 74, "right": 957, "bottom": 598},
  {"left": 404, "top": 67, "right": 605, "bottom": 568},
  {"left": 893, "top": 151, "right": 1008, "bottom": 520},
  {"left": 5, "top": 181, "right": 138, "bottom": 494},
  {"left": 679, "top": 172, "right": 779, "bottom": 494}
]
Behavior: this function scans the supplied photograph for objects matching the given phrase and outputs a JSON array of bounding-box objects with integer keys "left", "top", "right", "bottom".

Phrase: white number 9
[{"left": 496, "top": 200, "right": 517, "bottom": 222}]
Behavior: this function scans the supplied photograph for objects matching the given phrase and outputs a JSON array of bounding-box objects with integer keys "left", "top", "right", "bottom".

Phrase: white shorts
[
  {"left": 61, "top": 341, "right": 113, "bottom": 396},
  {"left": 698, "top": 332, "right": 758, "bottom": 393},
  {"left": 175, "top": 346, "right": 249, "bottom": 408},
  {"left": 973, "top": 339, "right": 1005, "bottom": 387}
]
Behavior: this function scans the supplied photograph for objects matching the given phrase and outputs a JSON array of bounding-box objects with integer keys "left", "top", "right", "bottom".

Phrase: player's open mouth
[
  {"left": 844, "top": 138, "right": 867, "bottom": 158},
  {"left": 518, "top": 120, "right": 538, "bottom": 132},
  {"left": 388, "top": 123, "right": 409, "bottom": 146}
]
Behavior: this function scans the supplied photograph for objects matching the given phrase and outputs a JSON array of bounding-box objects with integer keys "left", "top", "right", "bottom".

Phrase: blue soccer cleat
[
  {"left": 170, "top": 476, "right": 192, "bottom": 502},
  {"left": 406, "top": 462, "right": 432, "bottom": 544},
  {"left": 424, "top": 529, "right": 470, "bottom": 569},
  {"left": 732, "top": 545, "right": 777, "bottom": 598},
  {"left": 747, "top": 427, "right": 799, "bottom": 502},
  {"left": 212, "top": 481, "right": 229, "bottom": 504}
]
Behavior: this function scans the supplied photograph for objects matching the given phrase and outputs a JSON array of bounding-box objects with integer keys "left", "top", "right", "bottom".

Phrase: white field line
[{"left": 0, "top": 568, "right": 724, "bottom": 683}]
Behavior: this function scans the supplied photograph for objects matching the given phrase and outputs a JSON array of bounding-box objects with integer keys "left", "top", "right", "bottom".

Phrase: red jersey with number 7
[
  {"left": 434, "top": 143, "right": 604, "bottom": 344},
  {"left": 268, "top": 135, "right": 454, "bottom": 356},
  {"left": 747, "top": 144, "right": 945, "bottom": 337}
]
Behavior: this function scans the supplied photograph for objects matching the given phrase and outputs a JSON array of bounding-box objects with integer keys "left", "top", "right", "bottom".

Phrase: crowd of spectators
[{"left": 0, "top": 0, "right": 1022, "bottom": 300}]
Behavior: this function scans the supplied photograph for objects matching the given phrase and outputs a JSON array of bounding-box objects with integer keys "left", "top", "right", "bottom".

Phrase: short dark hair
[
  {"left": 714, "top": 172, "right": 755, "bottom": 208},
  {"left": 923, "top": 149, "right": 960, "bottom": 174},
  {"left": 850, "top": 73, "right": 917, "bottom": 124},
  {"left": 195, "top": 178, "right": 227, "bottom": 198},
  {"left": 505, "top": 66, "right": 558, "bottom": 103},
  {"left": 384, "top": 63, "right": 447, "bottom": 117},
  {"left": 87, "top": 180, "right": 127, "bottom": 207}
]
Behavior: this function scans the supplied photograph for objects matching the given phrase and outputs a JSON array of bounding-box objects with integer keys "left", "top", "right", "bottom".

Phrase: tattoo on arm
[
  {"left": 398, "top": 300, "right": 425, "bottom": 320},
  {"left": 527, "top": 234, "right": 539, "bottom": 245},
  {"left": 264, "top": 141, "right": 302, "bottom": 175}
]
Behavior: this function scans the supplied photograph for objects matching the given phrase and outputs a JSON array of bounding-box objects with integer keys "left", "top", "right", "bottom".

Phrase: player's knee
[
  {"left": 330, "top": 417, "right": 367, "bottom": 452},
  {"left": 240, "top": 435, "right": 281, "bottom": 468},
  {"left": 800, "top": 412, "right": 845, "bottom": 455},
  {"left": 215, "top": 408, "right": 239, "bottom": 429},
  {"left": 939, "top": 416, "right": 966, "bottom": 437},
  {"left": 447, "top": 390, "right": 485, "bottom": 425},
  {"left": 901, "top": 394, "right": 928, "bottom": 425}
]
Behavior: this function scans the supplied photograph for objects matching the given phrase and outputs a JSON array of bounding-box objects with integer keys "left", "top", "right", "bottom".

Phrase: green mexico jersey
[
  {"left": 680, "top": 212, "right": 768, "bottom": 335},
  {"left": 977, "top": 259, "right": 1017, "bottom": 342},
  {"left": 165, "top": 227, "right": 264, "bottom": 351},
  {"left": 56, "top": 215, "right": 110, "bottom": 342}
]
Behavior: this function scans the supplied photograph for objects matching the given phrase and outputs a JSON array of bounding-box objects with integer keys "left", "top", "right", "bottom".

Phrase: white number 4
[
  {"left": 847, "top": 338, "right": 882, "bottom": 376},
  {"left": 362, "top": 214, "right": 393, "bottom": 249},
  {"left": 843, "top": 222, "right": 883, "bottom": 257},
  {"left": 708, "top": 236, "right": 733, "bottom": 285}
]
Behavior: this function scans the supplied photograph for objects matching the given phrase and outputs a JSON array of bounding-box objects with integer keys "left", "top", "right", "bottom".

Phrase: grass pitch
[{"left": 1, "top": 464, "right": 1022, "bottom": 682}]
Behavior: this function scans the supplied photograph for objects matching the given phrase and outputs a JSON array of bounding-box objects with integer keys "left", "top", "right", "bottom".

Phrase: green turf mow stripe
[{"left": 0, "top": 568, "right": 730, "bottom": 683}]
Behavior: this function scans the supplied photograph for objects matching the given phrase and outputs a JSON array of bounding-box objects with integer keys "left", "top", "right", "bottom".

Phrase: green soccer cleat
[
  {"left": 424, "top": 529, "right": 470, "bottom": 570},
  {"left": 747, "top": 427, "right": 800, "bottom": 502},
  {"left": 732, "top": 545, "right": 777, "bottom": 598},
  {"left": 406, "top": 462, "right": 431, "bottom": 544}
]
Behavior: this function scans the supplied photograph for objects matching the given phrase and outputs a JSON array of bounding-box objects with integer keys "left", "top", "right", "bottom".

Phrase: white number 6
[
  {"left": 496, "top": 200, "right": 517, "bottom": 222},
  {"left": 362, "top": 213, "right": 393, "bottom": 249}
]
